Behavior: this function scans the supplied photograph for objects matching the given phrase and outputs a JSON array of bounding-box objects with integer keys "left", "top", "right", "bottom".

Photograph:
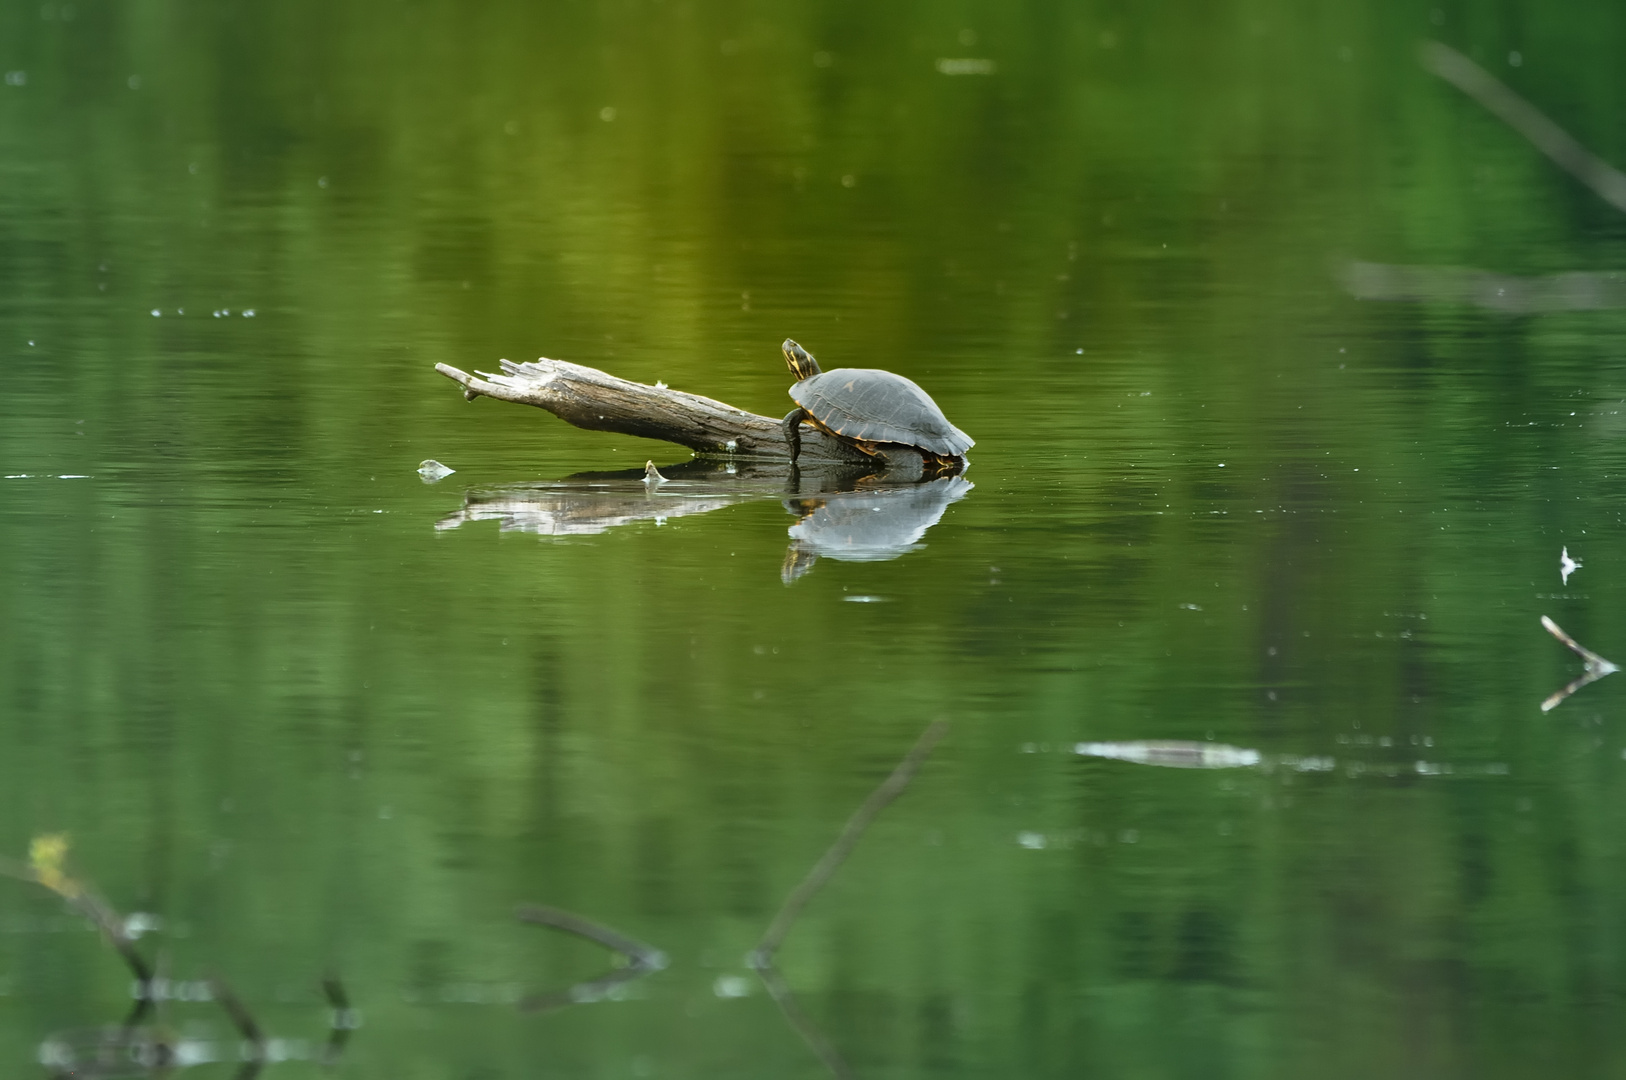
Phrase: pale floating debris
[
  {"left": 1275, "top": 754, "right": 1337, "bottom": 772},
  {"left": 150, "top": 309, "right": 160, "bottom": 316},
  {"left": 843, "top": 595, "right": 888, "bottom": 603},
  {"left": 417, "top": 459, "right": 455, "bottom": 482},
  {"left": 936, "top": 57, "right": 996, "bottom": 75},
  {"left": 121, "top": 912, "right": 162, "bottom": 939},
  {"left": 1343, "top": 261, "right": 1626, "bottom": 313},
  {"left": 57, "top": 475, "right": 90, "bottom": 479},
  {"left": 712, "top": 975, "right": 752, "bottom": 998},
  {"left": 4, "top": 474, "right": 28, "bottom": 479},
  {"left": 725, "top": 439, "right": 738, "bottom": 452},
  {"left": 1561, "top": 546, "right": 1580, "bottom": 584},
  {"left": 643, "top": 460, "right": 668, "bottom": 485},
  {"left": 1074, "top": 740, "right": 1262, "bottom": 769},
  {"left": 1017, "top": 831, "right": 1048, "bottom": 849},
  {"left": 243, "top": 309, "right": 255, "bottom": 317},
  {"left": 653, "top": 379, "right": 668, "bottom": 389}
]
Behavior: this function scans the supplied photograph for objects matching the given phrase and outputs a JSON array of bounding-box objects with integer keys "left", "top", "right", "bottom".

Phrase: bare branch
[
  {"left": 436, "top": 358, "right": 876, "bottom": 464},
  {"left": 1421, "top": 41, "right": 1626, "bottom": 214}
]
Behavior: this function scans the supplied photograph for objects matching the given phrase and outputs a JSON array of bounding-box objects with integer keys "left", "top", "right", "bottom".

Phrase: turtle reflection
[
  {"left": 780, "top": 476, "right": 973, "bottom": 583},
  {"left": 431, "top": 460, "right": 972, "bottom": 581}
]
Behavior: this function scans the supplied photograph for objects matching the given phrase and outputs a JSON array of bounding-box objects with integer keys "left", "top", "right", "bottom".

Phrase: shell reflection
[{"left": 780, "top": 476, "right": 973, "bottom": 583}]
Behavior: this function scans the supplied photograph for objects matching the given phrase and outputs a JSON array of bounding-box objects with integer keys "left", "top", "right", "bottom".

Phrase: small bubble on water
[{"left": 712, "top": 975, "right": 751, "bottom": 998}]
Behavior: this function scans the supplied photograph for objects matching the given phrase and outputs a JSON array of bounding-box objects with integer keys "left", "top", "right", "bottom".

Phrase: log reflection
[
  {"left": 435, "top": 460, "right": 768, "bottom": 537},
  {"left": 433, "top": 461, "right": 973, "bottom": 584}
]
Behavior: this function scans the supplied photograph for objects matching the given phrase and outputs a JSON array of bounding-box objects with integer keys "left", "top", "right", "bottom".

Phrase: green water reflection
[{"left": 5, "top": 0, "right": 1626, "bottom": 1075}]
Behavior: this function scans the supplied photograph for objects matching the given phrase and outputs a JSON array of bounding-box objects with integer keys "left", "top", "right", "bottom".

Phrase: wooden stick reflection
[{"left": 749, "top": 720, "right": 949, "bottom": 1079}]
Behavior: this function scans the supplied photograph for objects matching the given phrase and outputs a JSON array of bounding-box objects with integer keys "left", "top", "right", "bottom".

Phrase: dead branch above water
[
  {"left": 436, "top": 358, "right": 889, "bottom": 466},
  {"left": 1421, "top": 41, "right": 1626, "bottom": 215}
]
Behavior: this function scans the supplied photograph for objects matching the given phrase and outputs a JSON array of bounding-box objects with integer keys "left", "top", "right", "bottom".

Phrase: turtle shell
[{"left": 790, "top": 368, "right": 973, "bottom": 457}]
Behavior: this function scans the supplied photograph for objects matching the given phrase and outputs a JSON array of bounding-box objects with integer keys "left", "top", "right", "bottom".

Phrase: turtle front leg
[{"left": 782, "top": 407, "right": 808, "bottom": 464}]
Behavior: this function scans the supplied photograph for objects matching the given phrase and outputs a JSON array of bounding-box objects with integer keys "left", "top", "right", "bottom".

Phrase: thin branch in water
[
  {"left": 209, "top": 976, "right": 267, "bottom": 1080},
  {"left": 515, "top": 904, "right": 667, "bottom": 1012},
  {"left": 1421, "top": 41, "right": 1626, "bottom": 214},
  {"left": 0, "top": 837, "right": 154, "bottom": 993},
  {"left": 1540, "top": 615, "right": 1620, "bottom": 711},
  {"left": 748, "top": 719, "right": 949, "bottom": 1079}
]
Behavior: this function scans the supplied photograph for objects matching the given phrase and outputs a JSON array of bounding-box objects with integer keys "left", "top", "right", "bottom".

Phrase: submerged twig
[
  {"left": 320, "top": 976, "right": 360, "bottom": 1065},
  {"left": 748, "top": 720, "right": 949, "bottom": 1079},
  {"left": 1540, "top": 615, "right": 1619, "bottom": 711},
  {"left": 515, "top": 904, "right": 667, "bottom": 1012},
  {"left": 0, "top": 837, "right": 153, "bottom": 993},
  {"left": 1421, "top": 41, "right": 1626, "bottom": 214},
  {"left": 210, "top": 977, "right": 266, "bottom": 1080},
  {"left": 4, "top": 838, "right": 354, "bottom": 1077}
]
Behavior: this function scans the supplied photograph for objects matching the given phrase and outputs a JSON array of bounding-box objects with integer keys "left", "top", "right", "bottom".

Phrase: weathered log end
[{"left": 435, "top": 357, "right": 899, "bottom": 466}]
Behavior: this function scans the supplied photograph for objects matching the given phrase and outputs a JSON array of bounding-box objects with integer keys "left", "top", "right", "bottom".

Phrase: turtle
[{"left": 779, "top": 339, "right": 973, "bottom": 466}]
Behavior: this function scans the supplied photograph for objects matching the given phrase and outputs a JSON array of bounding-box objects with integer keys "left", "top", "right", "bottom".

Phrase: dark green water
[{"left": 6, "top": 0, "right": 1626, "bottom": 1076}]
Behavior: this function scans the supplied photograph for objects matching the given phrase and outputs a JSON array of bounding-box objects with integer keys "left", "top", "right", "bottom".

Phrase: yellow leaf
[{"left": 28, "top": 833, "right": 79, "bottom": 899}]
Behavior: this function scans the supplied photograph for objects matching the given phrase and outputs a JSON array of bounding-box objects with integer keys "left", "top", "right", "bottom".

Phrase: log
[{"left": 435, "top": 357, "right": 884, "bottom": 465}]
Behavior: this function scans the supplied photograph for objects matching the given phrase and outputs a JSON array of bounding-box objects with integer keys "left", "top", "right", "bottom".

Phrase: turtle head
[{"left": 782, "top": 339, "right": 822, "bottom": 381}]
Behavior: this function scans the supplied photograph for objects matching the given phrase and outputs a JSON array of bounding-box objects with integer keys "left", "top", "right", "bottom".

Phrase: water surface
[{"left": 4, "top": 1, "right": 1626, "bottom": 1076}]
